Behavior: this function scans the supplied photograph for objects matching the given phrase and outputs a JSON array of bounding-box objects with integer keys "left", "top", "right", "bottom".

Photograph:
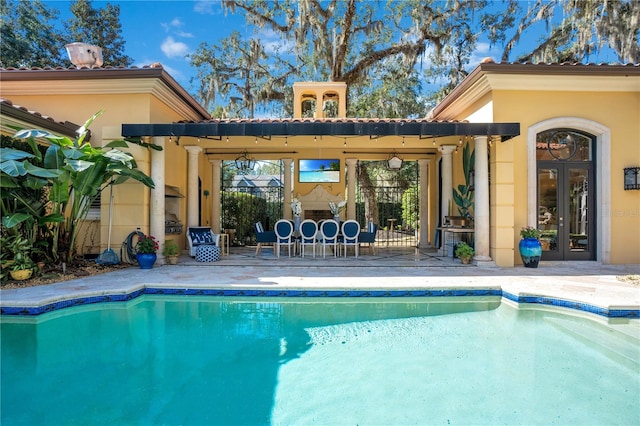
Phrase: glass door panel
[
  {"left": 537, "top": 163, "right": 594, "bottom": 260},
  {"left": 538, "top": 168, "right": 559, "bottom": 256},
  {"left": 568, "top": 168, "right": 589, "bottom": 252}
]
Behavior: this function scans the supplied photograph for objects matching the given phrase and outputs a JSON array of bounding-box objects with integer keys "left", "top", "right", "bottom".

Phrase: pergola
[{"left": 121, "top": 118, "right": 520, "bottom": 265}]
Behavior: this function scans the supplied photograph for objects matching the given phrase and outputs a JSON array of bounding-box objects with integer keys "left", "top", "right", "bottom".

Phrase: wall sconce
[
  {"left": 624, "top": 167, "right": 640, "bottom": 190},
  {"left": 235, "top": 150, "right": 256, "bottom": 171},
  {"left": 386, "top": 152, "right": 403, "bottom": 170}
]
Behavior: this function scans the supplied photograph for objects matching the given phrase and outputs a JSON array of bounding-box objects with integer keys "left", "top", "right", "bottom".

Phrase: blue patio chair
[
  {"left": 319, "top": 219, "right": 340, "bottom": 258},
  {"left": 299, "top": 219, "right": 318, "bottom": 258},
  {"left": 358, "top": 222, "right": 378, "bottom": 255},
  {"left": 275, "top": 219, "right": 295, "bottom": 257},
  {"left": 340, "top": 220, "right": 361, "bottom": 257},
  {"left": 254, "top": 221, "right": 276, "bottom": 256}
]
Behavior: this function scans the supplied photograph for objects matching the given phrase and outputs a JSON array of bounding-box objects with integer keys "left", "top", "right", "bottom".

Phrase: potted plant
[
  {"left": 519, "top": 226, "right": 542, "bottom": 268},
  {"left": 135, "top": 234, "right": 158, "bottom": 269},
  {"left": 2, "top": 235, "right": 36, "bottom": 281},
  {"left": 163, "top": 239, "right": 180, "bottom": 265},
  {"left": 9, "top": 252, "right": 36, "bottom": 281},
  {"left": 455, "top": 242, "right": 475, "bottom": 264}
]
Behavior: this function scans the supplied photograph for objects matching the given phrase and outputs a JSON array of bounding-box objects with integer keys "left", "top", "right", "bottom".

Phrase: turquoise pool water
[{"left": 1, "top": 296, "right": 638, "bottom": 425}]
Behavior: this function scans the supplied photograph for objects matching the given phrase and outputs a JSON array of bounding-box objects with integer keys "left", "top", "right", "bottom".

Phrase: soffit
[{"left": 431, "top": 62, "right": 640, "bottom": 121}]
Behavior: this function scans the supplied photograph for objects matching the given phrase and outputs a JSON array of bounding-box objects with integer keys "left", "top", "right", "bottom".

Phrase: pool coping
[{"left": 1, "top": 283, "right": 638, "bottom": 318}]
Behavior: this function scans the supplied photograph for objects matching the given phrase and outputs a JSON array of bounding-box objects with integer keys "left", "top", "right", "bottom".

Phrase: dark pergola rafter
[{"left": 121, "top": 120, "right": 520, "bottom": 141}]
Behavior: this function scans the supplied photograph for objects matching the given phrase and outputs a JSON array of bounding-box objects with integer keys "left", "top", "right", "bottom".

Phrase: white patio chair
[
  {"left": 319, "top": 219, "right": 340, "bottom": 258},
  {"left": 299, "top": 219, "right": 318, "bottom": 257},
  {"left": 274, "top": 219, "right": 295, "bottom": 257},
  {"left": 340, "top": 220, "right": 361, "bottom": 257},
  {"left": 187, "top": 227, "right": 220, "bottom": 257}
]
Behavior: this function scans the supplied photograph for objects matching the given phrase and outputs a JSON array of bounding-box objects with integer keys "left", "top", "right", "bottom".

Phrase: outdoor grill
[{"left": 165, "top": 213, "right": 183, "bottom": 234}]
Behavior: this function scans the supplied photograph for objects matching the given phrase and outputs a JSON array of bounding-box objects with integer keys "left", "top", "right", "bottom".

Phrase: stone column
[
  {"left": 418, "top": 158, "right": 431, "bottom": 248},
  {"left": 150, "top": 137, "right": 165, "bottom": 263},
  {"left": 346, "top": 158, "right": 357, "bottom": 219},
  {"left": 184, "top": 146, "right": 202, "bottom": 227},
  {"left": 474, "top": 135, "right": 491, "bottom": 263},
  {"left": 440, "top": 145, "right": 456, "bottom": 222},
  {"left": 210, "top": 159, "right": 222, "bottom": 233},
  {"left": 282, "top": 158, "right": 293, "bottom": 219}
]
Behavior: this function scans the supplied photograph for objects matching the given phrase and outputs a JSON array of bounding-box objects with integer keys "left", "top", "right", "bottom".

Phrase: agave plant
[{"left": 0, "top": 110, "right": 157, "bottom": 264}]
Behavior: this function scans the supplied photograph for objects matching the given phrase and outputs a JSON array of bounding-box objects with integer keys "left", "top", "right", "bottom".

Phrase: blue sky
[{"left": 46, "top": 0, "right": 619, "bottom": 100}]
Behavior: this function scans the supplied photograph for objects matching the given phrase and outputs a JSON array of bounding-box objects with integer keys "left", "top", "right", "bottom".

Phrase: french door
[{"left": 537, "top": 162, "right": 595, "bottom": 260}]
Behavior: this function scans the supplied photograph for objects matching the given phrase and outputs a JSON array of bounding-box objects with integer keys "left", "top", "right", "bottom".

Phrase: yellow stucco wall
[{"left": 492, "top": 89, "right": 640, "bottom": 265}]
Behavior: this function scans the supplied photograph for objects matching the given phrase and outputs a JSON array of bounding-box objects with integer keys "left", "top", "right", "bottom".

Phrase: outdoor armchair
[
  {"left": 358, "top": 222, "right": 378, "bottom": 255},
  {"left": 187, "top": 227, "right": 220, "bottom": 257},
  {"left": 254, "top": 221, "right": 276, "bottom": 256}
]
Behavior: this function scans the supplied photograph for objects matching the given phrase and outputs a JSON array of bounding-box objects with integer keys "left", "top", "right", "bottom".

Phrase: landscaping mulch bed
[{"left": 2, "top": 259, "right": 133, "bottom": 289}]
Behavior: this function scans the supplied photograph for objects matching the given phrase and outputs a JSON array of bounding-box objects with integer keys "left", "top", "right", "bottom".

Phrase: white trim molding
[{"left": 527, "top": 117, "right": 611, "bottom": 263}]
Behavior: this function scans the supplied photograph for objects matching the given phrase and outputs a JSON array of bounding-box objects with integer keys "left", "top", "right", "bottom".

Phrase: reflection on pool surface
[{"left": 1, "top": 296, "right": 638, "bottom": 425}]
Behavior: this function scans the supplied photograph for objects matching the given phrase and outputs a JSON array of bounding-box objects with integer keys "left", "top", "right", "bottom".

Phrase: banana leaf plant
[{"left": 0, "top": 110, "right": 158, "bottom": 264}]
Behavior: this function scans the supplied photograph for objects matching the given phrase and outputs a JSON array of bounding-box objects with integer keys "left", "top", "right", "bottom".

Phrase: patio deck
[{"left": 1, "top": 245, "right": 639, "bottom": 318}]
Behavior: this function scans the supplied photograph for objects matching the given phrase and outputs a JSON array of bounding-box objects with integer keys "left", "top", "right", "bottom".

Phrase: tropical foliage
[
  {"left": 0, "top": 111, "right": 156, "bottom": 266},
  {"left": 453, "top": 142, "right": 475, "bottom": 219}
]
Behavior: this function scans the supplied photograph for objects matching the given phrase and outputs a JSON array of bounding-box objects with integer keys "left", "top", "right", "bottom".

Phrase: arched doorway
[{"left": 536, "top": 129, "right": 596, "bottom": 260}]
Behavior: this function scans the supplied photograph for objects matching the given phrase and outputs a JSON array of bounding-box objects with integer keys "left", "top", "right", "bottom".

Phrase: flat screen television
[{"left": 299, "top": 159, "right": 341, "bottom": 183}]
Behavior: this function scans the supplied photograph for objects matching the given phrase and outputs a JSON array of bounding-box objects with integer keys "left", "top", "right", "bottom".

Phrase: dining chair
[
  {"left": 274, "top": 219, "right": 295, "bottom": 257},
  {"left": 319, "top": 219, "right": 340, "bottom": 258},
  {"left": 340, "top": 220, "right": 361, "bottom": 257},
  {"left": 299, "top": 219, "right": 318, "bottom": 258}
]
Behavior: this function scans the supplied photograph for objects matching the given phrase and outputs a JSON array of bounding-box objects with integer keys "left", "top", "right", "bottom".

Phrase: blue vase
[
  {"left": 294, "top": 216, "right": 301, "bottom": 232},
  {"left": 519, "top": 238, "right": 542, "bottom": 268},
  {"left": 136, "top": 253, "right": 157, "bottom": 269}
]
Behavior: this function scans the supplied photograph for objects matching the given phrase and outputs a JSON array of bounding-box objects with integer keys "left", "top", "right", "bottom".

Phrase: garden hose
[{"left": 121, "top": 229, "right": 144, "bottom": 264}]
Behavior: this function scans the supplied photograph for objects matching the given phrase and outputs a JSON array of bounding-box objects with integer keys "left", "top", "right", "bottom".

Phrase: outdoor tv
[{"left": 299, "top": 159, "right": 341, "bottom": 183}]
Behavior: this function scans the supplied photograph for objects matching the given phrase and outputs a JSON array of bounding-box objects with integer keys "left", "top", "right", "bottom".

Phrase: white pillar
[
  {"left": 184, "top": 146, "right": 202, "bottom": 227},
  {"left": 440, "top": 145, "right": 456, "bottom": 222},
  {"left": 474, "top": 135, "right": 491, "bottom": 263},
  {"left": 210, "top": 159, "right": 222, "bottom": 233},
  {"left": 346, "top": 158, "right": 357, "bottom": 220},
  {"left": 418, "top": 158, "right": 431, "bottom": 248},
  {"left": 282, "top": 158, "right": 293, "bottom": 219},
  {"left": 150, "top": 137, "right": 165, "bottom": 263}
]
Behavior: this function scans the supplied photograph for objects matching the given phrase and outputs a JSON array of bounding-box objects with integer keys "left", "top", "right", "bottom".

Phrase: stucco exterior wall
[{"left": 492, "top": 89, "right": 640, "bottom": 265}]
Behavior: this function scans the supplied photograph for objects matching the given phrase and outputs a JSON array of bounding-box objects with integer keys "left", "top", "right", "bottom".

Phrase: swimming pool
[{"left": 1, "top": 295, "right": 638, "bottom": 425}]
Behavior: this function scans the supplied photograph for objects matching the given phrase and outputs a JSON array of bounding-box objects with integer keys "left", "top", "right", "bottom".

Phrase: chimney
[{"left": 65, "top": 43, "right": 103, "bottom": 69}]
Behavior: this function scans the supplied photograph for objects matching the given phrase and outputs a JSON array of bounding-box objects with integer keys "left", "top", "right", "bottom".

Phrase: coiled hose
[{"left": 121, "top": 229, "right": 145, "bottom": 264}]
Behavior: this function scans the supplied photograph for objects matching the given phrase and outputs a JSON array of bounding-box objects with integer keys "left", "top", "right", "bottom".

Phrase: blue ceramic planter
[
  {"left": 136, "top": 253, "right": 157, "bottom": 269},
  {"left": 519, "top": 238, "right": 542, "bottom": 268}
]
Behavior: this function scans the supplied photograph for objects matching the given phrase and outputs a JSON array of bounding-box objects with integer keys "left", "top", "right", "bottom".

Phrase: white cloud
[
  {"left": 258, "top": 28, "right": 294, "bottom": 54},
  {"left": 161, "top": 18, "right": 193, "bottom": 37},
  {"left": 194, "top": 1, "right": 221, "bottom": 15},
  {"left": 161, "top": 37, "right": 190, "bottom": 59}
]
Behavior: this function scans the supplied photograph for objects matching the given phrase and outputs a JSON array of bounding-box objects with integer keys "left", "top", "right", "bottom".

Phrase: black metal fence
[{"left": 221, "top": 186, "right": 283, "bottom": 246}]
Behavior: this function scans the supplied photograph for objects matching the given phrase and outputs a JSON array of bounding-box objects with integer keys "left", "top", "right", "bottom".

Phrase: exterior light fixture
[
  {"left": 235, "top": 150, "right": 256, "bottom": 172},
  {"left": 387, "top": 152, "right": 403, "bottom": 170},
  {"left": 624, "top": 167, "right": 640, "bottom": 190}
]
